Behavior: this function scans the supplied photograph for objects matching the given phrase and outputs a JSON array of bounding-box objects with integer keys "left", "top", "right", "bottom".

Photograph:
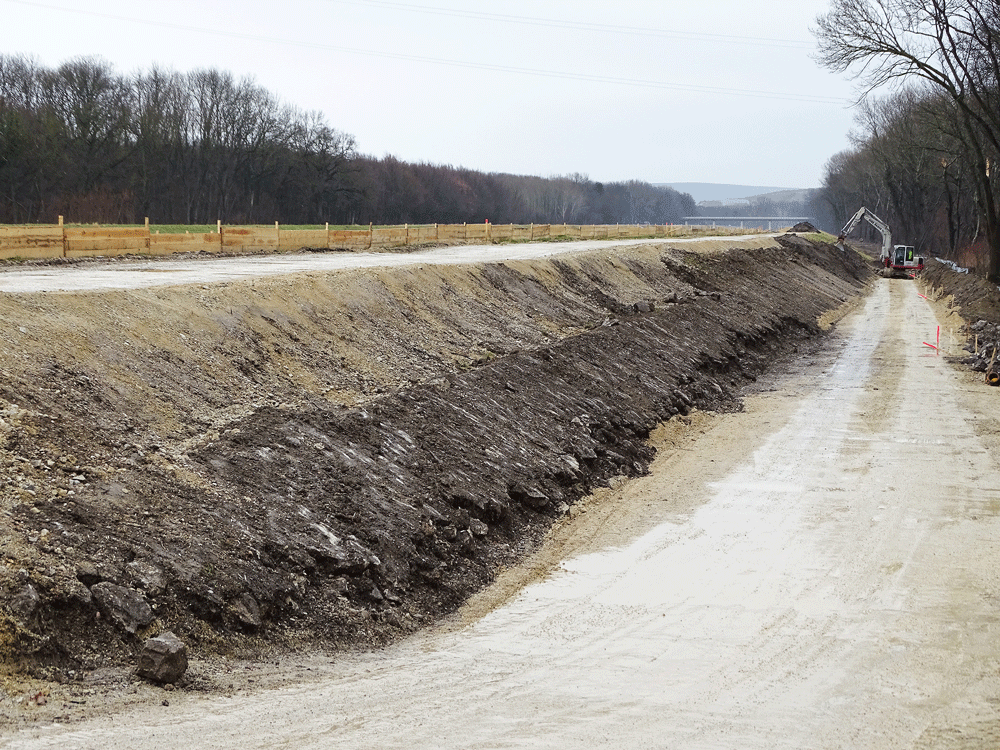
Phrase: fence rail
[
  {"left": 0, "top": 220, "right": 708, "bottom": 261},
  {"left": 684, "top": 217, "right": 813, "bottom": 231}
]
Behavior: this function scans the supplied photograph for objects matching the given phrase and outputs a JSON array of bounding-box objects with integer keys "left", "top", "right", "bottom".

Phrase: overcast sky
[{"left": 0, "top": 0, "right": 861, "bottom": 189}]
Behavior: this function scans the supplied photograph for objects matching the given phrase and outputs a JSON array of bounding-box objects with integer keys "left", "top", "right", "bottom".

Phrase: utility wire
[
  {"left": 324, "top": 0, "right": 815, "bottom": 50},
  {"left": 0, "top": 0, "right": 845, "bottom": 104}
]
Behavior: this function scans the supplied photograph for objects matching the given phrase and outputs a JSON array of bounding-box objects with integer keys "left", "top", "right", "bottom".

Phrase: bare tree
[
  {"left": 43, "top": 57, "right": 131, "bottom": 193},
  {"left": 815, "top": 0, "right": 1000, "bottom": 278},
  {"left": 276, "top": 109, "right": 357, "bottom": 222}
]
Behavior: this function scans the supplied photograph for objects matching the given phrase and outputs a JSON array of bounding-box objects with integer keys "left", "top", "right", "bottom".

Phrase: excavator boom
[{"left": 837, "top": 207, "right": 892, "bottom": 261}]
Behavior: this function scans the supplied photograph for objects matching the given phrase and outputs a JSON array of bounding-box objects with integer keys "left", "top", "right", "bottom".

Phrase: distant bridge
[{"left": 683, "top": 217, "right": 813, "bottom": 231}]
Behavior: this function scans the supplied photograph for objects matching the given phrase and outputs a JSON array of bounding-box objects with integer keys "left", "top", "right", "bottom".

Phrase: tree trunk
[{"left": 986, "top": 209, "right": 1000, "bottom": 282}]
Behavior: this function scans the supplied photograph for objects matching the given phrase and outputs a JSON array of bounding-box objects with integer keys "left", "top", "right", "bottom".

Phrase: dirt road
[
  {"left": 0, "top": 236, "right": 765, "bottom": 293},
  {"left": 7, "top": 276, "right": 1000, "bottom": 745}
]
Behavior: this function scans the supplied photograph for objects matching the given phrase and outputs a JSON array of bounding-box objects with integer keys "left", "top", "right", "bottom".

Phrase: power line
[
  {"left": 0, "top": 0, "right": 845, "bottom": 104},
  {"left": 325, "top": 0, "right": 815, "bottom": 50}
]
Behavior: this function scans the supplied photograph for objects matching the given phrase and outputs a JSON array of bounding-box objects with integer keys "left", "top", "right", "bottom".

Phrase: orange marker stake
[{"left": 922, "top": 327, "right": 941, "bottom": 352}]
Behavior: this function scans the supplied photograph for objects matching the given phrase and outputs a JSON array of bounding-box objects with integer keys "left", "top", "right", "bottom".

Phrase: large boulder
[{"left": 136, "top": 631, "right": 188, "bottom": 684}]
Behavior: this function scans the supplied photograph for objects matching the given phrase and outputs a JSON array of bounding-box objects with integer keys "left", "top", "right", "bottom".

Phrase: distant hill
[
  {"left": 744, "top": 188, "right": 814, "bottom": 203},
  {"left": 658, "top": 182, "right": 802, "bottom": 203}
]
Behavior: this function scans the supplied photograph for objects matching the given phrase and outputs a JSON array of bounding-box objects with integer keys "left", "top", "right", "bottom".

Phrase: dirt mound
[
  {"left": 921, "top": 257, "right": 1000, "bottom": 374},
  {"left": 789, "top": 222, "right": 817, "bottom": 233},
  {"left": 0, "top": 238, "right": 869, "bottom": 685},
  {"left": 922, "top": 258, "right": 1000, "bottom": 325}
]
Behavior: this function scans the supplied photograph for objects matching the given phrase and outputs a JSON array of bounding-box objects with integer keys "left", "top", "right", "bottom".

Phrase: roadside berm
[{"left": 0, "top": 234, "right": 870, "bottom": 687}]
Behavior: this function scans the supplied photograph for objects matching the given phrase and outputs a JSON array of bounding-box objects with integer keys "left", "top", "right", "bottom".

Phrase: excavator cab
[{"left": 889, "top": 245, "right": 924, "bottom": 273}]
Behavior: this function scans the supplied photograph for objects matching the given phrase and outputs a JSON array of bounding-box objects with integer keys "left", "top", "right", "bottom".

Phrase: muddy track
[{"left": 0, "top": 234, "right": 869, "bottom": 687}]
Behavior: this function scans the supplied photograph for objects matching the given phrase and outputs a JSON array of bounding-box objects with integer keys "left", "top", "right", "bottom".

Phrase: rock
[
  {"left": 469, "top": 518, "right": 489, "bottom": 537},
  {"left": 327, "top": 576, "right": 350, "bottom": 597},
  {"left": 321, "top": 536, "right": 381, "bottom": 575},
  {"left": 91, "top": 582, "right": 154, "bottom": 634},
  {"left": 75, "top": 561, "right": 102, "bottom": 587},
  {"left": 230, "top": 593, "right": 262, "bottom": 631},
  {"left": 509, "top": 483, "right": 549, "bottom": 509},
  {"left": 559, "top": 453, "right": 581, "bottom": 473},
  {"left": 67, "top": 578, "right": 93, "bottom": 606},
  {"left": 470, "top": 497, "right": 506, "bottom": 523},
  {"left": 11, "top": 583, "right": 41, "bottom": 620},
  {"left": 136, "top": 631, "right": 188, "bottom": 684},
  {"left": 356, "top": 578, "right": 383, "bottom": 602},
  {"left": 127, "top": 559, "right": 166, "bottom": 596}
]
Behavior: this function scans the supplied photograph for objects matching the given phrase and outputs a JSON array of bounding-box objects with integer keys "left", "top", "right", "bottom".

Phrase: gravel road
[
  {"left": 8, "top": 274, "right": 1000, "bottom": 746},
  {"left": 0, "top": 236, "right": 768, "bottom": 292}
]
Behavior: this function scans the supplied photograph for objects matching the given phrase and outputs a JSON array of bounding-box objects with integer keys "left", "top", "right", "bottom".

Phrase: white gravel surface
[{"left": 0, "top": 236, "right": 771, "bottom": 293}]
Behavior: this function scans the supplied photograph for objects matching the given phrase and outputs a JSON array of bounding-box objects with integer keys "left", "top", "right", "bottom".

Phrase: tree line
[
  {"left": 693, "top": 194, "right": 822, "bottom": 223},
  {"left": 814, "top": 0, "right": 1000, "bottom": 279},
  {"left": 0, "top": 55, "right": 694, "bottom": 227}
]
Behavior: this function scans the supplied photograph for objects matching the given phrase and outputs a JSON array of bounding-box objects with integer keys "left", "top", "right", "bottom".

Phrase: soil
[
  {"left": 921, "top": 257, "right": 1000, "bottom": 325},
  {"left": 917, "top": 257, "right": 1000, "bottom": 375},
  {"left": 0, "top": 233, "right": 881, "bottom": 726}
]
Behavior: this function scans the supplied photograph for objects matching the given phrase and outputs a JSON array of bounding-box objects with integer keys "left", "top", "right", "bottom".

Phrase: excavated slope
[{"left": 0, "top": 235, "right": 869, "bottom": 677}]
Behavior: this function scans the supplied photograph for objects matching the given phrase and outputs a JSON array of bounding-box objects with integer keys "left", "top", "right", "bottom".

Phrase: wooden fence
[{"left": 0, "top": 220, "right": 697, "bottom": 261}]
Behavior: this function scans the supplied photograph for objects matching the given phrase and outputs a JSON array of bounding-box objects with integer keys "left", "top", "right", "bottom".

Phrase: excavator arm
[{"left": 837, "top": 207, "right": 892, "bottom": 262}]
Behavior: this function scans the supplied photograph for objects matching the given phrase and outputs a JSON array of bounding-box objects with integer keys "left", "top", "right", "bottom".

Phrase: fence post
[
  {"left": 368, "top": 222, "right": 373, "bottom": 250},
  {"left": 326, "top": 221, "right": 330, "bottom": 250},
  {"left": 405, "top": 223, "right": 409, "bottom": 246}
]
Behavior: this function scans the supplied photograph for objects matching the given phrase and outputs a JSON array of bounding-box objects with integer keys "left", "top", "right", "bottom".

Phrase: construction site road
[
  {"left": 9, "top": 272, "right": 1000, "bottom": 747},
  {"left": 0, "top": 235, "right": 767, "bottom": 293}
]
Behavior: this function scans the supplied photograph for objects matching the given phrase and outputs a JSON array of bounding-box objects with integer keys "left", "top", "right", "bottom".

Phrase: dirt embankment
[
  {"left": 921, "top": 258, "right": 1000, "bottom": 325},
  {"left": 920, "top": 258, "right": 1000, "bottom": 373},
  {"left": 0, "top": 235, "right": 869, "bottom": 686}
]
